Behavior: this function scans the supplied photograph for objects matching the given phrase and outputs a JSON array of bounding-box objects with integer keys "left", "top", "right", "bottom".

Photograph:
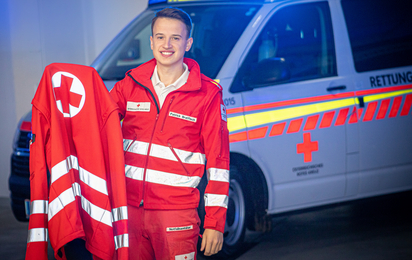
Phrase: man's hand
[{"left": 200, "top": 229, "right": 223, "bottom": 256}]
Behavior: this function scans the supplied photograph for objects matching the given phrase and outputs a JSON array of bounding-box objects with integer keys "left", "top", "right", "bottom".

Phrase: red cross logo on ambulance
[{"left": 52, "top": 72, "right": 85, "bottom": 118}]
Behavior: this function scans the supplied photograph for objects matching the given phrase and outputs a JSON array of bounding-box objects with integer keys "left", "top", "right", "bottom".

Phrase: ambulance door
[
  {"left": 341, "top": 0, "right": 412, "bottom": 196},
  {"left": 230, "top": 1, "right": 351, "bottom": 213}
]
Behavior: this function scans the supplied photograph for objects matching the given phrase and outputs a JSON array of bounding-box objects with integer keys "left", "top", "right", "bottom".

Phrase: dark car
[{"left": 9, "top": 112, "right": 31, "bottom": 221}]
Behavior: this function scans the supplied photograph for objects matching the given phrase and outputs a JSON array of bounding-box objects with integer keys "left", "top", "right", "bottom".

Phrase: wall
[{"left": 0, "top": 0, "right": 147, "bottom": 197}]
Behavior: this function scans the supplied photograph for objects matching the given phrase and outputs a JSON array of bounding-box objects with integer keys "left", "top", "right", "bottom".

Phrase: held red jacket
[
  {"left": 110, "top": 58, "right": 230, "bottom": 233},
  {"left": 27, "top": 63, "right": 128, "bottom": 260}
]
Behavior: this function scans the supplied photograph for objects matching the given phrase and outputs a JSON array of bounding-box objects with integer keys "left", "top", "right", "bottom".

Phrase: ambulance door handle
[{"left": 326, "top": 85, "right": 346, "bottom": 92}]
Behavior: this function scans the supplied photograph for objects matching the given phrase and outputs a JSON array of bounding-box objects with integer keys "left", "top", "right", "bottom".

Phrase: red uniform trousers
[{"left": 128, "top": 205, "right": 200, "bottom": 260}]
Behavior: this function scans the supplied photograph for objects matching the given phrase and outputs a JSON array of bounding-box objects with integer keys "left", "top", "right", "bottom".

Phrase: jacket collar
[{"left": 127, "top": 58, "right": 202, "bottom": 92}]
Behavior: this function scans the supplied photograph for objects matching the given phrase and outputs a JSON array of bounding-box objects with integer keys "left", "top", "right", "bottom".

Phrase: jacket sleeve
[
  {"left": 110, "top": 81, "right": 127, "bottom": 120},
  {"left": 200, "top": 90, "right": 230, "bottom": 233},
  {"left": 102, "top": 108, "right": 129, "bottom": 260},
  {"left": 26, "top": 106, "right": 50, "bottom": 260}
]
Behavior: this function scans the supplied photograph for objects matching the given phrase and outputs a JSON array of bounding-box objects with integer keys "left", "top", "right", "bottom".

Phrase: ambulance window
[
  {"left": 231, "top": 2, "right": 336, "bottom": 92},
  {"left": 341, "top": 0, "right": 412, "bottom": 72},
  {"left": 95, "top": 5, "right": 260, "bottom": 80}
]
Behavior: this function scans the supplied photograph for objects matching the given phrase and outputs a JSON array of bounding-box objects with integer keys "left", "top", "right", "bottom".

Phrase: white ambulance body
[
  {"left": 92, "top": 0, "right": 412, "bottom": 255},
  {"left": 10, "top": 0, "right": 412, "bottom": 256}
]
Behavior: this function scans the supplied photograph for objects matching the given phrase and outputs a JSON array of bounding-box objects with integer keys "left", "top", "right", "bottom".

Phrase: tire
[
  {"left": 221, "top": 166, "right": 247, "bottom": 256},
  {"left": 197, "top": 164, "right": 249, "bottom": 257}
]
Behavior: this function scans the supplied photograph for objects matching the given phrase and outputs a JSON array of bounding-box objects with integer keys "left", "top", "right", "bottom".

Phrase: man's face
[{"left": 150, "top": 17, "right": 193, "bottom": 70}]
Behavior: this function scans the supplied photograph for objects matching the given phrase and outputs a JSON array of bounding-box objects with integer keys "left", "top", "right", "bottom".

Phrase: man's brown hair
[{"left": 151, "top": 7, "right": 192, "bottom": 39}]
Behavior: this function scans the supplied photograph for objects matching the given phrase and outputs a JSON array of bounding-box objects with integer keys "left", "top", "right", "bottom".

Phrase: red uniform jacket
[
  {"left": 110, "top": 58, "right": 230, "bottom": 233},
  {"left": 26, "top": 63, "right": 128, "bottom": 260}
]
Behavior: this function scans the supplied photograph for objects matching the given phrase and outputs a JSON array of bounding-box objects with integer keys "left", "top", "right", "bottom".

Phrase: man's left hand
[{"left": 200, "top": 229, "right": 223, "bottom": 256}]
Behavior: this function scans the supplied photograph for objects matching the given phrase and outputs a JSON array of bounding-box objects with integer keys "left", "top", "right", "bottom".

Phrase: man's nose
[{"left": 163, "top": 38, "right": 172, "bottom": 48}]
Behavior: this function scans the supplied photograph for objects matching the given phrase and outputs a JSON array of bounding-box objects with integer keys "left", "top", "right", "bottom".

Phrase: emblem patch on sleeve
[
  {"left": 221, "top": 104, "right": 227, "bottom": 122},
  {"left": 127, "top": 101, "right": 151, "bottom": 112}
]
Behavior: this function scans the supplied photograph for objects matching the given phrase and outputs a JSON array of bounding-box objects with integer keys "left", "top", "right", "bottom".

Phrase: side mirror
[
  {"left": 244, "top": 58, "right": 290, "bottom": 88},
  {"left": 119, "top": 39, "right": 140, "bottom": 61}
]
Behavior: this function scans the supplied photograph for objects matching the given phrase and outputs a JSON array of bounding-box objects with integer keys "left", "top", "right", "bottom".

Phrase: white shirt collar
[
  {"left": 152, "top": 63, "right": 189, "bottom": 89},
  {"left": 151, "top": 63, "right": 190, "bottom": 108}
]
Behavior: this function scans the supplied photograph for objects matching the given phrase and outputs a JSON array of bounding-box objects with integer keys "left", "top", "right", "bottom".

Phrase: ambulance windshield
[{"left": 93, "top": 4, "right": 260, "bottom": 80}]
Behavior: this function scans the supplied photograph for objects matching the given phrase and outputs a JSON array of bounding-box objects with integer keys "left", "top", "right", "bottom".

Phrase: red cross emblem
[
  {"left": 54, "top": 75, "right": 82, "bottom": 114},
  {"left": 52, "top": 72, "right": 85, "bottom": 117},
  {"left": 297, "top": 132, "right": 318, "bottom": 162}
]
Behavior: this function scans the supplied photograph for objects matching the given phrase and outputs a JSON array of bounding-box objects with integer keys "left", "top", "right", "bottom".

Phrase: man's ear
[
  {"left": 150, "top": 36, "right": 154, "bottom": 51},
  {"left": 185, "top": 37, "right": 193, "bottom": 52}
]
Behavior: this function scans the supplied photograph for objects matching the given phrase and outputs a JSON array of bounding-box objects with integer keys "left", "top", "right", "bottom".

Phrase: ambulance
[{"left": 9, "top": 0, "right": 412, "bottom": 256}]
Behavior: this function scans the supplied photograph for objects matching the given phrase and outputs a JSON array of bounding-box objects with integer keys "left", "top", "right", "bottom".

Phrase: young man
[{"left": 110, "top": 7, "right": 230, "bottom": 259}]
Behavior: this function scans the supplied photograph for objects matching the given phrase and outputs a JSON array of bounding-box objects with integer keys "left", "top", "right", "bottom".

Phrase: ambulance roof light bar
[{"left": 148, "top": 0, "right": 275, "bottom": 6}]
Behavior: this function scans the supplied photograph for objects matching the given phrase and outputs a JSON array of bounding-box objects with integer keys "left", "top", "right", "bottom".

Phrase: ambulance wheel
[
  {"left": 221, "top": 165, "right": 247, "bottom": 256},
  {"left": 197, "top": 165, "right": 248, "bottom": 257}
]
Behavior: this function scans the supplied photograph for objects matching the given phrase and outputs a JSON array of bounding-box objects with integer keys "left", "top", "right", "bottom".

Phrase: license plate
[{"left": 24, "top": 199, "right": 30, "bottom": 219}]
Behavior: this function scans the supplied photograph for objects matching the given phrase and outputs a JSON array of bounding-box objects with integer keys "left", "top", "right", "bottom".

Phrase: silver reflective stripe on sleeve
[
  {"left": 30, "top": 200, "right": 48, "bottom": 214},
  {"left": 207, "top": 168, "right": 230, "bottom": 182},
  {"left": 112, "top": 206, "right": 128, "bottom": 222},
  {"left": 146, "top": 169, "right": 201, "bottom": 188},
  {"left": 114, "top": 234, "right": 129, "bottom": 249},
  {"left": 51, "top": 155, "right": 78, "bottom": 184},
  {"left": 124, "top": 139, "right": 149, "bottom": 155},
  {"left": 72, "top": 182, "right": 81, "bottom": 196},
  {"left": 125, "top": 165, "right": 144, "bottom": 181},
  {"left": 79, "top": 166, "right": 108, "bottom": 195},
  {"left": 27, "top": 228, "right": 48, "bottom": 243},
  {"left": 49, "top": 182, "right": 112, "bottom": 227},
  {"left": 81, "top": 195, "right": 112, "bottom": 227},
  {"left": 49, "top": 187, "right": 76, "bottom": 221},
  {"left": 204, "top": 193, "right": 229, "bottom": 208}
]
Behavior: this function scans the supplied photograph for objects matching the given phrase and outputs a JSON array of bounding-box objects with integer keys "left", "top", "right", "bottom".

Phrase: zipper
[
  {"left": 168, "top": 142, "right": 191, "bottom": 176},
  {"left": 127, "top": 72, "right": 161, "bottom": 207},
  {"left": 127, "top": 72, "right": 160, "bottom": 114},
  {"left": 160, "top": 96, "right": 175, "bottom": 133},
  {"left": 141, "top": 114, "right": 159, "bottom": 207}
]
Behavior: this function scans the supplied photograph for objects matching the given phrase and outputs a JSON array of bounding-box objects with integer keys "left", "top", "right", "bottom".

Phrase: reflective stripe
[
  {"left": 112, "top": 206, "right": 128, "bottom": 222},
  {"left": 150, "top": 143, "right": 176, "bottom": 161},
  {"left": 124, "top": 139, "right": 206, "bottom": 165},
  {"left": 125, "top": 165, "right": 144, "bottom": 181},
  {"left": 124, "top": 139, "right": 149, "bottom": 155},
  {"left": 204, "top": 193, "right": 228, "bottom": 208},
  {"left": 152, "top": 143, "right": 206, "bottom": 165},
  {"left": 147, "top": 169, "right": 201, "bottom": 188},
  {"left": 30, "top": 200, "right": 48, "bottom": 214},
  {"left": 125, "top": 165, "right": 202, "bottom": 188},
  {"left": 49, "top": 182, "right": 112, "bottom": 227},
  {"left": 81, "top": 195, "right": 112, "bottom": 227},
  {"left": 245, "top": 98, "right": 355, "bottom": 130},
  {"left": 207, "top": 168, "right": 229, "bottom": 183},
  {"left": 72, "top": 182, "right": 81, "bottom": 196},
  {"left": 79, "top": 167, "right": 108, "bottom": 195},
  {"left": 27, "top": 228, "right": 48, "bottom": 243},
  {"left": 51, "top": 155, "right": 78, "bottom": 184},
  {"left": 114, "top": 234, "right": 129, "bottom": 250},
  {"left": 364, "top": 88, "right": 412, "bottom": 103},
  {"left": 49, "top": 186, "right": 76, "bottom": 221}
]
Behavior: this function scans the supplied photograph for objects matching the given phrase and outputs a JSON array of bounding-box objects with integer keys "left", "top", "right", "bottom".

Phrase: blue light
[{"left": 148, "top": 0, "right": 167, "bottom": 5}]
